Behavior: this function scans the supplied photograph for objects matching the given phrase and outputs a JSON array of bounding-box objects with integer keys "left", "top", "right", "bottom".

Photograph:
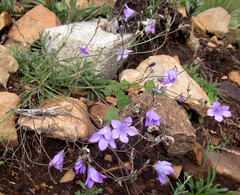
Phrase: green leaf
[
  {"left": 104, "top": 107, "right": 119, "bottom": 123},
  {"left": 198, "top": 116, "right": 204, "bottom": 123},
  {"left": 0, "top": 161, "right": 4, "bottom": 165},
  {"left": 144, "top": 80, "right": 156, "bottom": 93}
]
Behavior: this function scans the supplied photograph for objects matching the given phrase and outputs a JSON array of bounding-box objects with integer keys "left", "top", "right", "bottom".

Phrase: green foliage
[
  {"left": 0, "top": 0, "right": 16, "bottom": 12},
  {"left": 183, "top": 64, "right": 225, "bottom": 103},
  {"left": 12, "top": 33, "right": 108, "bottom": 105},
  {"left": 100, "top": 80, "right": 141, "bottom": 109},
  {"left": 198, "top": 0, "right": 240, "bottom": 14},
  {"left": 75, "top": 182, "right": 103, "bottom": 195},
  {"left": 104, "top": 107, "right": 119, "bottom": 123},
  {"left": 24, "top": 0, "right": 112, "bottom": 24},
  {"left": 0, "top": 161, "right": 4, "bottom": 165},
  {"left": 174, "top": 169, "right": 234, "bottom": 195},
  {"left": 144, "top": 80, "right": 156, "bottom": 94},
  {"left": 186, "top": 0, "right": 203, "bottom": 16}
]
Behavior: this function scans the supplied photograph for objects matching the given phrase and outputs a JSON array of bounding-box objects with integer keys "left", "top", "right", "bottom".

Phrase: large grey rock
[
  {"left": 119, "top": 55, "right": 211, "bottom": 117},
  {"left": 120, "top": 94, "right": 196, "bottom": 155},
  {"left": 43, "top": 19, "right": 134, "bottom": 79},
  {"left": 0, "top": 92, "right": 21, "bottom": 148}
]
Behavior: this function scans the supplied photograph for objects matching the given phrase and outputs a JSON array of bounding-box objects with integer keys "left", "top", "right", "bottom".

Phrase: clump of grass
[
  {"left": 12, "top": 33, "right": 109, "bottom": 105},
  {"left": 183, "top": 63, "right": 225, "bottom": 103},
  {"left": 174, "top": 168, "right": 233, "bottom": 195}
]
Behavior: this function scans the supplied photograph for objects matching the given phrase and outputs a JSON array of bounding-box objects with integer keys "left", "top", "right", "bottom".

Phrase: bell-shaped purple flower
[
  {"left": 49, "top": 150, "right": 64, "bottom": 172},
  {"left": 111, "top": 117, "right": 138, "bottom": 143},
  {"left": 207, "top": 101, "right": 232, "bottom": 122},
  {"left": 141, "top": 18, "right": 156, "bottom": 34},
  {"left": 85, "top": 167, "right": 107, "bottom": 188},
  {"left": 124, "top": 3, "right": 136, "bottom": 21},
  {"left": 160, "top": 68, "right": 178, "bottom": 85},
  {"left": 145, "top": 109, "right": 161, "bottom": 127},
  {"left": 153, "top": 161, "right": 175, "bottom": 184},
  {"left": 79, "top": 45, "right": 89, "bottom": 56},
  {"left": 89, "top": 126, "right": 116, "bottom": 151},
  {"left": 74, "top": 156, "right": 86, "bottom": 174},
  {"left": 116, "top": 49, "right": 133, "bottom": 61}
]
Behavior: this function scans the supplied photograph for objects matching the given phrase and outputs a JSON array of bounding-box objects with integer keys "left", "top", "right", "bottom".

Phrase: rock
[
  {"left": 4, "top": 5, "right": 61, "bottom": 48},
  {"left": 207, "top": 42, "right": 216, "bottom": 48},
  {"left": 218, "top": 81, "right": 240, "bottom": 101},
  {"left": 120, "top": 94, "right": 196, "bottom": 155},
  {"left": 60, "top": 169, "right": 75, "bottom": 183},
  {"left": 0, "top": 67, "right": 10, "bottom": 88},
  {"left": 229, "top": 71, "right": 240, "bottom": 86},
  {"left": 0, "top": 45, "right": 19, "bottom": 87},
  {"left": 65, "top": 0, "right": 116, "bottom": 9},
  {"left": 120, "top": 55, "right": 211, "bottom": 117},
  {"left": 170, "top": 165, "right": 182, "bottom": 180},
  {"left": 0, "top": 11, "right": 12, "bottom": 32},
  {"left": 192, "top": 142, "right": 204, "bottom": 165},
  {"left": 18, "top": 97, "right": 95, "bottom": 142},
  {"left": 89, "top": 102, "right": 110, "bottom": 125},
  {"left": 106, "top": 96, "right": 117, "bottom": 106},
  {"left": 0, "top": 92, "right": 21, "bottom": 148},
  {"left": 206, "top": 150, "right": 240, "bottom": 185},
  {"left": 195, "top": 7, "right": 231, "bottom": 37},
  {"left": 178, "top": 8, "right": 187, "bottom": 17},
  {"left": 43, "top": 19, "right": 134, "bottom": 79},
  {"left": 104, "top": 154, "right": 113, "bottom": 162}
]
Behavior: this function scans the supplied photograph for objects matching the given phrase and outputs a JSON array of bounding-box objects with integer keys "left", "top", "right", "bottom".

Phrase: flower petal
[
  {"left": 89, "top": 133, "right": 101, "bottom": 143},
  {"left": 98, "top": 138, "right": 108, "bottom": 151},
  {"left": 215, "top": 114, "right": 223, "bottom": 122},
  {"left": 207, "top": 108, "right": 215, "bottom": 116},
  {"left": 111, "top": 120, "right": 122, "bottom": 128},
  {"left": 158, "top": 172, "right": 167, "bottom": 184},
  {"left": 126, "top": 126, "right": 138, "bottom": 136}
]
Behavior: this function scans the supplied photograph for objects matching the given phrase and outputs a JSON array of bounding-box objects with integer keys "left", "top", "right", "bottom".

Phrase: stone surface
[
  {"left": 0, "top": 11, "right": 12, "bottom": 32},
  {"left": 206, "top": 150, "right": 240, "bottom": 185},
  {"left": 119, "top": 55, "right": 211, "bottom": 117},
  {"left": 43, "top": 19, "right": 134, "bottom": 79},
  {"left": 18, "top": 97, "right": 95, "bottom": 142},
  {"left": 4, "top": 5, "right": 61, "bottom": 48},
  {"left": 192, "top": 142, "right": 204, "bottom": 165},
  {"left": 195, "top": 7, "right": 231, "bottom": 37},
  {"left": 218, "top": 81, "right": 240, "bottom": 101},
  {"left": 60, "top": 169, "right": 75, "bottom": 183},
  {"left": 65, "top": 0, "right": 116, "bottom": 8},
  {"left": 229, "top": 71, "right": 240, "bottom": 86},
  {"left": 121, "top": 94, "right": 196, "bottom": 155},
  {"left": 207, "top": 42, "right": 216, "bottom": 48},
  {"left": 170, "top": 165, "right": 182, "bottom": 180},
  {"left": 0, "top": 92, "right": 21, "bottom": 148},
  {"left": 0, "top": 45, "right": 19, "bottom": 87},
  {"left": 89, "top": 102, "right": 110, "bottom": 125}
]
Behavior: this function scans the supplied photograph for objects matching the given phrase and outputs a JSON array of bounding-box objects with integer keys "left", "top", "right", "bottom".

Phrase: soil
[{"left": 0, "top": 0, "right": 240, "bottom": 195}]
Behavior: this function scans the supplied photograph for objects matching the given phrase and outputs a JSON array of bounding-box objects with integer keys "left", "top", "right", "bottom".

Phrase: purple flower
[
  {"left": 74, "top": 157, "right": 86, "bottom": 174},
  {"left": 79, "top": 45, "right": 89, "bottom": 56},
  {"left": 111, "top": 117, "right": 138, "bottom": 143},
  {"left": 119, "top": 25, "right": 125, "bottom": 33},
  {"left": 179, "top": 94, "right": 184, "bottom": 102},
  {"left": 116, "top": 49, "right": 133, "bottom": 61},
  {"left": 153, "top": 161, "right": 175, "bottom": 184},
  {"left": 141, "top": 18, "right": 156, "bottom": 34},
  {"left": 160, "top": 68, "right": 178, "bottom": 85},
  {"left": 145, "top": 109, "right": 161, "bottom": 127},
  {"left": 49, "top": 150, "right": 64, "bottom": 172},
  {"left": 89, "top": 126, "right": 116, "bottom": 151},
  {"left": 85, "top": 167, "right": 107, "bottom": 188},
  {"left": 207, "top": 101, "right": 232, "bottom": 122},
  {"left": 148, "top": 62, "right": 156, "bottom": 68},
  {"left": 124, "top": 3, "right": 136, "bottom": 21}
]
